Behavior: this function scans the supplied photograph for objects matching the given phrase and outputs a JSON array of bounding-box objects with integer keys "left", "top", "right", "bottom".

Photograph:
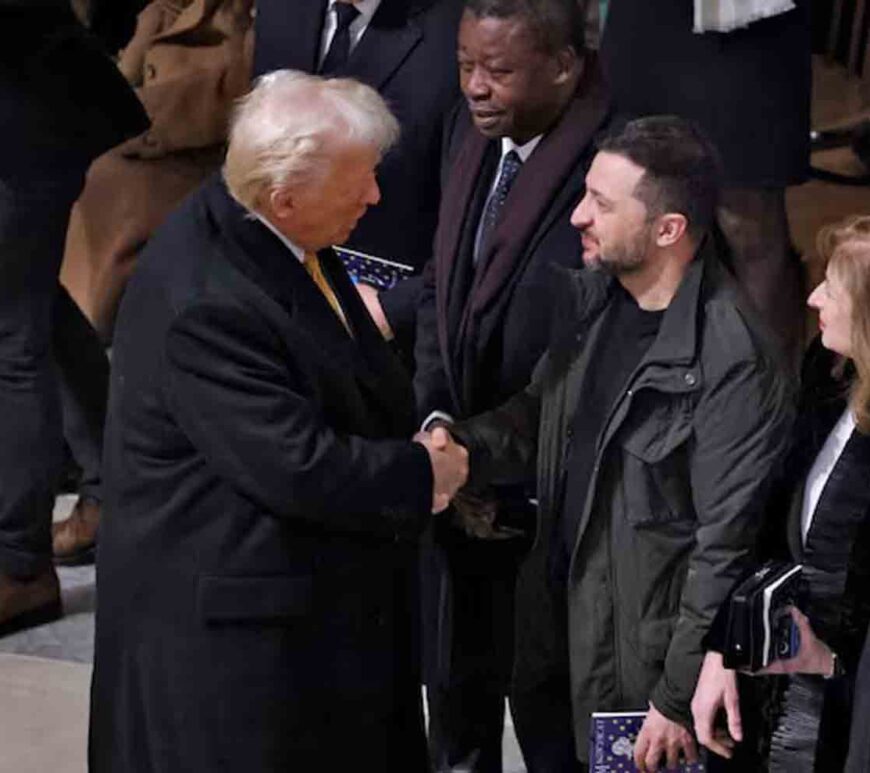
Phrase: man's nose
[
  {"left": 570, "top": 194, "right": 591, "bottom": 230},
  {"left": 464, "top": 66, "right": 490, "bottom": 100},
  {"left": 365, "top": 177, "right": 381, "bottom": 206}
]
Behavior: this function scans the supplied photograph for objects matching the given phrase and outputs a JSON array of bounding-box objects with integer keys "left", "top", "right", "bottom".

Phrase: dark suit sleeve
[
  {"left": 412, "top": 257, "right": 452, "bottom": 420},
  {"left": 163, "top": 300, "right": 433, "bottom": 529},
  {"left": 450, "top": 352, "right": 548, "bottom": 489},
  {"left": 380, "top": 274, "right": 422, "bottom": 342}
]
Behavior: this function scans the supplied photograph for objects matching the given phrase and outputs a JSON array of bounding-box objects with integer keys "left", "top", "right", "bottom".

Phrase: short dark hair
[
  {"left": 598, "top": 115, "right": 721, "bottom": 239},
  {"left": 464, "top": 0, "right": 585, "bottom": 56}
]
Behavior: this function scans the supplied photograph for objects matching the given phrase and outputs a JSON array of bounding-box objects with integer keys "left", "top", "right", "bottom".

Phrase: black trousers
[
  {"left": 0, "top": 170, "right": 107, "bottom": 577},
  {"left": 423, "top": 520, "right": 532, "bottom": 773}
]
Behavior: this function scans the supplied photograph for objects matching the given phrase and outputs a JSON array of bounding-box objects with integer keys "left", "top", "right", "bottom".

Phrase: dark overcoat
[
  {"left": 89, "top": 174, "right": 434, "bottom": 772},
  {"left": 252, "top": 0, "right": 463, "bottom": 335},
  {"left": 413, "top": 65, "right": 611, "bottom": 693},
  {"left": 414, "top": 64, "right": 612, "bottom": 421}
]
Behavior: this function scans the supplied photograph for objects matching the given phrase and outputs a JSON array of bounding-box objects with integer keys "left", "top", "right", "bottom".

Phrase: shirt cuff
[{"left": 420, "top": 410, "right": 454, "bottom": 433}]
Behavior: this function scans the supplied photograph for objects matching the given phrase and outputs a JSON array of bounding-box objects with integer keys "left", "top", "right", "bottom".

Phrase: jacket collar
[{"left": 564, "top": 234, "right": 717, "bottom": 383}]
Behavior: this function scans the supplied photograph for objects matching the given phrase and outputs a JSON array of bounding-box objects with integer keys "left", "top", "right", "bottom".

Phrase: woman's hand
[
  {"left": 691, "top": 651, "right": 743, "bottom": 759},
  {"left": 755, "top": 607, "right": 835, "bottom": 677}
]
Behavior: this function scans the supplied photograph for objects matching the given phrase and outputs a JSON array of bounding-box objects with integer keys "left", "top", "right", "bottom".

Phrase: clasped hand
[{"left": 414, "top": 427, "right": 468, "bottom": 513}]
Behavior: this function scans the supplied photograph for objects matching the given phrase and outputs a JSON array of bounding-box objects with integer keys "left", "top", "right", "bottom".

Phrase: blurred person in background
[
  {"left": 600, "top": 0, "right": 811, "bottom": 368},
  {"left": 0, "top": 0, "right": 146, "bottom": 633}
]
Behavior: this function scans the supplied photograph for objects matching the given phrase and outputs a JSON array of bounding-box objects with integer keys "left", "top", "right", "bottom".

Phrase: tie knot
[{"left": 333, "top": 2, "right": 360, "bottom": 31}]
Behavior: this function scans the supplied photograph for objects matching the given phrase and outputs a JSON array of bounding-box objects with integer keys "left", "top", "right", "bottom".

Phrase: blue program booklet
[
  {"left": 589, "top": 711, "right": 706, "bottom": 772},
  {"left": 333, "top": 246, "right": 414, "bottom": 291}
]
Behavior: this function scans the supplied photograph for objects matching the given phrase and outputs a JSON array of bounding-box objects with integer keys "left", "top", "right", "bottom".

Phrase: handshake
[{"left": 414, "top": 427, "right": 469, "bottom": 514}]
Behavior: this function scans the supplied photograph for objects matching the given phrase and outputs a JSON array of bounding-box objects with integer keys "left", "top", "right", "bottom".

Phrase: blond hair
[
  {"left": 817, "top": 215, "right": 870, "bottom": 433},
  {"left": 223, "top": 70, "right": 400, "bottom": 210}
]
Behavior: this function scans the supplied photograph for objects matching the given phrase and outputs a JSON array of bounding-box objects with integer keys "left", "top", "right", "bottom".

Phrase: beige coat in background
[{"left": 61, "top": 0, "right": 254, "bottom": 338}]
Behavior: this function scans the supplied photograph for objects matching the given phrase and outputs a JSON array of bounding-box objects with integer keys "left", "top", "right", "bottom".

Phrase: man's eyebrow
[{"left": 586, "top": 185, "right": 612, "bottom": 204}]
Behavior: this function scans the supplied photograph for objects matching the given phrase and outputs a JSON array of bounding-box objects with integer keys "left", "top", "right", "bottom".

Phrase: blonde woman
[{"left": 692, "top": 215, "right": 870, "bottom": 771}]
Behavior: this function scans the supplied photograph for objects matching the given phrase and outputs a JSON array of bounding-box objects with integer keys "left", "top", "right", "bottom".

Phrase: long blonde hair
[{"left": 817, "top": 215, "right": 870, "bottom": 433}]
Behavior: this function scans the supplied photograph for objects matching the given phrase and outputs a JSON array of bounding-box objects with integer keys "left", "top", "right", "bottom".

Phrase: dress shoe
[
  {"left": 0, "top": 567, "right": 62, "bottom": 638},
  {"left": 52, "top": 496, "right": 100, "bottom": 566}
]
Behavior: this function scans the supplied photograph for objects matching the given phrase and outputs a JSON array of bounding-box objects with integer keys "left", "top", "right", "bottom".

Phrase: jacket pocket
[
  {"left": 196, "top": 574, "right": 312, "bottom": 623},
  {"left": 620, "top": 402, "right": 693, "bottom": 525}
]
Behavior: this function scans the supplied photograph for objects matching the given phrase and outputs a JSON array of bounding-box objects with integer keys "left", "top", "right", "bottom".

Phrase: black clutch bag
[{"left": 722, "top": 561, "right": 804, "bottom": 671}]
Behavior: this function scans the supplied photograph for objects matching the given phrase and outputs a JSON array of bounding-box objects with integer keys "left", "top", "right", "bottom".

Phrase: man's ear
[
  {"left": 656, "top": 213, "right": 689, "bottom": 248},
  {"left": 553, "top": 46, "right": 580, "bottom": 86},
  {"left": 268, "top": 186, "right": 296, "bottom": 223}
]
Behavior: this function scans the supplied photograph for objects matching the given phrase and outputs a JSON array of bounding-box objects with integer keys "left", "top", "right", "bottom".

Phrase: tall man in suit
[
  {"left": 89, "top": 71, "right": 468, "bottom": 772},
  {"left": 414, "top": 0, "right": 611, "bottom": 769},
  {"left": 0, "top": 0, "right": 147, "bottom": 633},
  {"left": 253, "top": 0, "right": 463, "bottom": 347}
]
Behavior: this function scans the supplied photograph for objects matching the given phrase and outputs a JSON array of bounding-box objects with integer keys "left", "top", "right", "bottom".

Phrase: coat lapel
[
  {"left": 432, "top": 128, "right": 493, "bottom": 411},
  {"left": 344, "top": 0, "right": 423, "bottom": 90},
  {"left": 320, "top": 250, "right": 417, "bottom": 430}
]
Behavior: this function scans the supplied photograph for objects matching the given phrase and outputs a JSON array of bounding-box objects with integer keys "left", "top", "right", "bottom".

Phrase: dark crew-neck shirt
[{"left": 551, "top": 283, "right": 665, "bottom": 586}]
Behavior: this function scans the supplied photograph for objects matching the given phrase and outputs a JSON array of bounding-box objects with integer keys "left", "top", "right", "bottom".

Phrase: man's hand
[
  {"left": 634, "top": 703, "right": 698, "bottom": 772},
  {"left": 755, "top": 607, "right": 834, "bottom": 677},
  {"left": 451, "top": 490, "right": 499, "bottom": 539},
  {"left": 355, "top": 283, "right": 394, "bottom": 340},
  {"left": 415, "top": 427, "right": 468, "bottom": 513},
  {"left": 691, "top": 651, "right": 742, "bottom": 759}
]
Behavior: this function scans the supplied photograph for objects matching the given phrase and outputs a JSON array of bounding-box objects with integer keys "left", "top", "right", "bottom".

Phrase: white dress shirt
[
  {"left": 319, "top": 0, "right": 382, "bottom": 67},
  {"left": 800, "top": 407, "right": 856, "bottom": 545}
]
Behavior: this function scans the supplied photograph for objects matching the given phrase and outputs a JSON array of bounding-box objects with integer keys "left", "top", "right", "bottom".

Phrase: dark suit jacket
[
  {"left": 253, "top": 0, "right": 463, "bottom": 337},
  {"left": 414, "top": 64, "right": 612, "bottom": 421},
  {"left": 90, "top": 174, "right": 433, "bottom": 772},
  {"left": 759, "top": 340, "right": 870, "bottom": 770},
  {"left": 0, "top": 2, "right": 147, "bottom": 176}
]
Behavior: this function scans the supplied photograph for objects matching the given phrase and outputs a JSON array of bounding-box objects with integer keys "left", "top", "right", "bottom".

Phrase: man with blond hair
[{"left": 89, "top": 70, "right": 467, "bottom": 772}]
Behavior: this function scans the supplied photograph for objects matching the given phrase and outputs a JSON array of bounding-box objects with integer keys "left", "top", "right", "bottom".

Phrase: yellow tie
[{"left": 304, "top": 253, "right": 352, "bottom": 335}]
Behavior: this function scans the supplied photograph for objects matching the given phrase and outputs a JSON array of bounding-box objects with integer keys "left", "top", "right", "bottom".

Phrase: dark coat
[
  {"left": 454, "top": 244, "right": 794, "bottom": 761},
  {"left": 0, "top": 1, "right": 148, "bottom": 177},
  {"left": 414, "top": 64, "right": 612, "bottom": 421},
  {"left": 758, "top": 341, "right": 870, "bottom": 770},
  {"left": 846, "top": 629, "right": 870, "bottom": 773},
  {"left": 600, "top": 0, "right": 811, "bottom": 187},
  {"left": 253, "top": 0, "right": 463, "bottom": 337},
  {"left": 90, "top": 174, "right": 434, "bottom": 772}
]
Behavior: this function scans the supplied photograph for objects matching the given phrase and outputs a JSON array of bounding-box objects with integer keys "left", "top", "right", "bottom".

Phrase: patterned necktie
[
  {"left": 319, "top": 3, "right": 361, "bottom": 75},
  {"left": 304, "top": 253, "right": 352, "bottom": 335},
  {"left": 475, "top": 150, "right": 523, "bottom": 265}
]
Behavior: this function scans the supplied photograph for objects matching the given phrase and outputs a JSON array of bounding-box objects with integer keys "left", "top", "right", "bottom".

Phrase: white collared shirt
[
  {"left": 473, "top": 134, "right": 543, "bottom": 262},
  {"left": 253, "top": 212, "right": 306, "bottom": 263},
  {"left": 319, "top": 0, "right": 382, "bottom": 66},
  {"left": 800, "top": 407, "right": 857, "bottom": 545}
]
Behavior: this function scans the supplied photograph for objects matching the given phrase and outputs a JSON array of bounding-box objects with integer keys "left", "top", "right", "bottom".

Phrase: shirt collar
[
  {"left": 252, "top": 212, "right": 307, "bottom": 263},
  {"left": 500, "top": 134, "right": 543, "bottom": 163},
  {"left": 329, "top": 0, "right": 381, "bottom": 29}
]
